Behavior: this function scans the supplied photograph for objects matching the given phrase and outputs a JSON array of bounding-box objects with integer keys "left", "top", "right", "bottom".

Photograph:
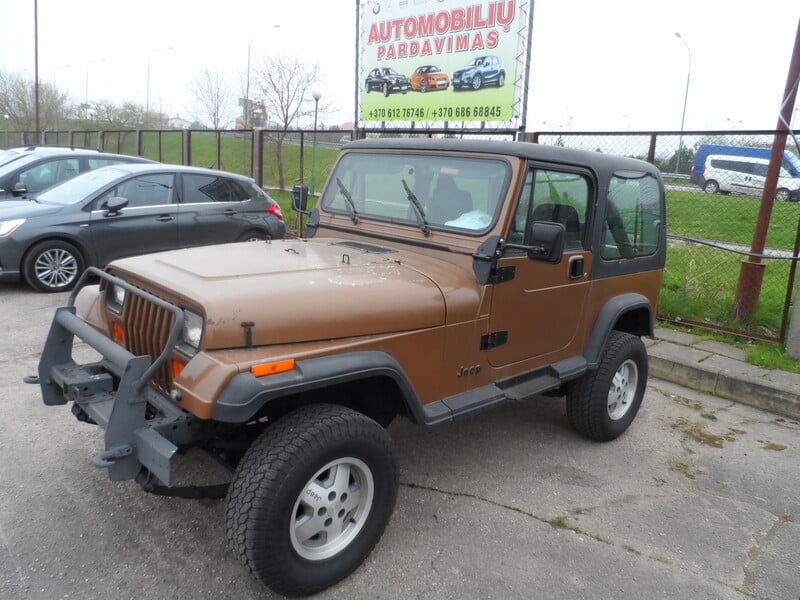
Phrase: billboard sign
[{"left": 358, "top": 0, "right": 533, "bottom": 125}]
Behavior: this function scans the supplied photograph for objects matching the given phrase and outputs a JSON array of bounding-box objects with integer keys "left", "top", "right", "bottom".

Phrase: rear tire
[
  {"left": 566, "top": 331, "right": 647, "bottom": 441},
  {"left": 775, "top": 187, "right": 791, "bottom": 202},
  {"left": 224, "top": 404, "right": 399, "bottom": 597},
  {"left": 239, "top": 230, "right": 267, "bottom": 242},
  {"left": 23, "top": 240, "right": 85, "bottom": 293}
]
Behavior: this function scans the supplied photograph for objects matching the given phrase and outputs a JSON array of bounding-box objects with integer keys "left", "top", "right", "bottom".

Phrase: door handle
[
  {"left": 568, "top": 256, "right": 585, "bottom": 279},
  {"left": 223, "top": 209, "right": 237, "bottom": 215},
  {"left": 156, "top": 215, "right": 175, "bottom": 222}
]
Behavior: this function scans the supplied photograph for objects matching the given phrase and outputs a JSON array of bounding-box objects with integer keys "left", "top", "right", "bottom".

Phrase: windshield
[
  {"left": 37, "top": 166, "right": 128, "bottom": 205},
  {"left": 784, "top": 151, "right": 800, "bottom": 177},
  {"left": 0, "top": 149, "right": 24, "bottom": 168},
  {"left": 0, "top": 153, "right": 39, "bottom": 176},
  {"left": 320, "top": 152, "right": 509, "bottom": 234}
]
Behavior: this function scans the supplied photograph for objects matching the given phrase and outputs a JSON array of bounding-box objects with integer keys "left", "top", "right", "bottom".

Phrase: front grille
[{"left": 123, "top": 292, "right": 176, "bottom": 393}]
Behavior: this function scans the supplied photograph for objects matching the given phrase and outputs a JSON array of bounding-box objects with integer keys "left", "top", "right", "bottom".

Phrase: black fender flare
[
  {"left": 583, "top": 293, "right": 653, "bottom": 369},
  {"left": 212, "top": 350, "right": 425, "bottom": 424}
]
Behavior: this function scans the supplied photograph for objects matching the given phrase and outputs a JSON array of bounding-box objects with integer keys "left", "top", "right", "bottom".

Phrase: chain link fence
[{"left": 3, "top": 127, "right": 799, "bottom": 342}]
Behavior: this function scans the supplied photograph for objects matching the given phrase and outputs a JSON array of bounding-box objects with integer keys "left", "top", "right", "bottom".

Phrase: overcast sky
[{"left": 1, "top": 0, "right": 798, "bottom": 131}]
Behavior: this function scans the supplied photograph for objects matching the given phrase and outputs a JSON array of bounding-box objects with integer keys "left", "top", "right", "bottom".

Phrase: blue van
[{"left": 691, "top": 144, "right": 800, "bottom": 186}]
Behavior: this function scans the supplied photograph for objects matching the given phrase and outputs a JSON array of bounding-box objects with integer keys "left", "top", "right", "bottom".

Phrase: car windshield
[
  {"left": 0, "top": 153, "right": 40, "bottom": 176},
  {"left": 785, "top": 152, "right": 800, "bottom": 177},
  {"left": 383, "top": 68, "right": 398, "bottom": 76},
  {"left": 37, "top": 166, "right": 128, "bottom": 205},
  {"left": 320, "top": 152, "right": 509, "bottom": 234},
  {"left": 0, "top": 149, "right": 23, "bottom": 168}
]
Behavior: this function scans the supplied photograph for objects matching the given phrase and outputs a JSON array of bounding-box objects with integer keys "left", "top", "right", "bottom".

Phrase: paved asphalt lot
[{"left": 1, "top": 282, "right": 798, "bottom": 600}]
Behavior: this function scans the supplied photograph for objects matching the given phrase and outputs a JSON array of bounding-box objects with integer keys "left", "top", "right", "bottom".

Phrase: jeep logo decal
[{"left": 457, "top": 365, "right": 481, "bottom": 377}]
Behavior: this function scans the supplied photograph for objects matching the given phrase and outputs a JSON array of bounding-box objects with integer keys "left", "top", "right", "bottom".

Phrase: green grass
[
  {"left": 666, "top": 190, "right": 800, "bottom": 249},
  {"left": 660, "top": 243, "right": 790, "bottom": 335}
]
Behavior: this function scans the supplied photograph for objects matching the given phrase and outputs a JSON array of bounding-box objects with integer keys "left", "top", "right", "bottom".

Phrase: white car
[{"left": 701, "top": 154, "right": 800, "bottom": 201}]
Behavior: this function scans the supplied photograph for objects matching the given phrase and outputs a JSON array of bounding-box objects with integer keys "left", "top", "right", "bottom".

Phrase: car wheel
[
  {"left": 703, "top": 180, "right": 719, "bottom": 194},
  {"left": 776, "top": 188, "right": 791, "bottom": 202},
  {"left": 471, "top": 74, "right": 482, "bottom": 90},
  {"left": 383, "top": 83, "right": 390, "bottom": 97},
  {"left": 566, "top": 331, "right": 647, "bottom": 441},
  {"left": 239, "top": 230, "right": 268, "bottom": 242},
  {"left": 23, "top": 240, "right": 85, "bottom": 293},
  {"left": 497, "top": 72, "right": 505, "bottom": 87},
  {"left": 224, "top": 404, "right": 399, "bottom": 597},
  {"left": 420, "top": 80, "right": 428, "bottom": 93}
]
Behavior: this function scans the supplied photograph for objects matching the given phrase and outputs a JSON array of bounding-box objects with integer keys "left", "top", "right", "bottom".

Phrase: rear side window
[
  {"left": 182, "top": 174, "right": 252, "bottom": 203},
  {"left": 87, "top": 158, "right": 134, "bottom": 169},
  {"left": 602, "top": 171, "right": 661, "bottom": 260}
]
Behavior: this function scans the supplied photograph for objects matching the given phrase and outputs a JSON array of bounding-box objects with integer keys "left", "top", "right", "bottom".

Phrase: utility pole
[{"left": 732, "top": 18, "right": 800, "bottom": 321}]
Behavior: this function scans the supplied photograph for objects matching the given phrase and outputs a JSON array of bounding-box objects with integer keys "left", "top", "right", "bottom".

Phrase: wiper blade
[
  {"left": 335, "top": 177, "right": 358, "bottom": 223},
  {"left": 401, "top": 179, "right": 429, "bottom": 233}
]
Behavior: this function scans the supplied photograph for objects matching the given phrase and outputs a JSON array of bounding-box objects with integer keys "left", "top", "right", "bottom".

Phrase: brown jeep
[{"left": 33, "top": 138, "right": 665, "bottom": 596}]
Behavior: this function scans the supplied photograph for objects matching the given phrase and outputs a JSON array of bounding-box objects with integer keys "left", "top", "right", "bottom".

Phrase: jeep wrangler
[{"left": 32, "top": 138, "right": 665, "bottom": 596}]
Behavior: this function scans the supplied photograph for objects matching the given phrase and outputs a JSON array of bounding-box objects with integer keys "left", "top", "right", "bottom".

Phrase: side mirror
[
  {"left": 12, "top": 181, "right": 28, "bottom": 196},
  {"left": 291, "top": 183, "right": 309, "bottom": 213},
  {"left": 526, "top": 221, "right": 565, "bottom": 263},
  {"left": 104, "top": 196, "right": 129, "bottom": 215}
]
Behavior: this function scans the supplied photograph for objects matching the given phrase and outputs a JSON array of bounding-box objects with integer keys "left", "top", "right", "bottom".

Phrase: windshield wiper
[
  {"left": 335, "top": 177, "right": 358, "bottom": 223},
  {"left": 401, "top": 179, "right": 429, "bottom": 233}
]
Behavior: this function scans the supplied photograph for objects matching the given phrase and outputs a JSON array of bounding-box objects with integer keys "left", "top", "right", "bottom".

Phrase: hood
[
  {"left": 114, "top": 238, "right": 447, "bottom": 349},
  {"left": 453, "top": 66, "right": 475, "bottom": 76},
  {"left": 0, "top": 199, "right": 63, "bottom": 220}
]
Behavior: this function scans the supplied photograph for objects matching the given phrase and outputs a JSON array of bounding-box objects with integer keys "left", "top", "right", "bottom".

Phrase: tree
[
  {"left": 0, "top": 70, "right": 74, "bottom": 133},
  {"left": 252, "top": 54, "right": 321, "bottom": 190},
  {"left": 189, "top": 68, "right": 233, "bottom": 129},
  {"left": 91, "top": 100, "right": 147, "bottom": 129}
]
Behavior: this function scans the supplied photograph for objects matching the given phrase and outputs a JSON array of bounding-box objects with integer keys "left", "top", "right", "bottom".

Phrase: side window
[
  {"left": 87, "top": 158, "right": 130, "bottom": 169},
  {"left": 602, "top": 171, "right": 661, "bottom": 260},
  {"left": 18, "top": 158, "right": 80, "bottom": 192},
  {"left": 96, "top": 173, "right": 175, "bottom": 208},
  {"left": 182, "top": 174, "right": 249, "bottom": 203},
  {"left": 511, "top": 169, "right": 589, "bottom": 249}
]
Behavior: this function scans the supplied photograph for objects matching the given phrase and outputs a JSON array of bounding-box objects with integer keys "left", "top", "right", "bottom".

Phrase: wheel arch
[
  {"left": 21, "top": 235, "right": 92, "bottom": 274},
  {"left": 583, "top": 293, "right": 653, "bottom": 369},
  {"left": 213, "top": 350, "right": 425, "bottom": 425}
]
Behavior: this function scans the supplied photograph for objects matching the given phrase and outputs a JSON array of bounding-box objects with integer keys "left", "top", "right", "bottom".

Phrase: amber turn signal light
[{"left": 250, "top": 359, "right": 295, "bottom": 377}]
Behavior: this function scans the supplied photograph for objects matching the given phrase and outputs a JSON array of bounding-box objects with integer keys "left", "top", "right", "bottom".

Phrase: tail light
[{"left": 267, "top": 200, "right": 284, "bottom": 221}]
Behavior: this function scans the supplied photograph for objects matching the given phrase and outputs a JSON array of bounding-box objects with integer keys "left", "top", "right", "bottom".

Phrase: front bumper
[{"left": 36, "top": 268, "right": 196, "bottom": 486}]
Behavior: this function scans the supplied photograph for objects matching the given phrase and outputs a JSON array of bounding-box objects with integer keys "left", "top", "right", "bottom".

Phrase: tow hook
[
  {"left": 93, "top": 445, "right": 133, "bottom": 468},
  {"left": 23, "top": 375, "right": 39, "bottom": 384}
]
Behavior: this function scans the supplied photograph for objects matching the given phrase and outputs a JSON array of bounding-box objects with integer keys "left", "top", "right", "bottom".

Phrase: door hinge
[
  {"left": 480, "top": 331, "right": 508, "bottom": 350},
  {"left": 489, "top": 265, "right": 515, "bottom": 284}
]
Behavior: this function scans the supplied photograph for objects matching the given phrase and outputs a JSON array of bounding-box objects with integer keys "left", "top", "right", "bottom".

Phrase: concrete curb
[{"left": 646, "top": 329, "right": 800, "bottom": 420}]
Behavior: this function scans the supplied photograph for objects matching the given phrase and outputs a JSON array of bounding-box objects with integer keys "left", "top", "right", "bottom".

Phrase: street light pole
[
  {"left": 145, "top": 47, "right": 173, "bottom": 129},
  {"left": 309, "top": 89, "right": 322, "bottom": 196},
  {"left": 675, "top": 32, "right": 691, "bottom": 174}
]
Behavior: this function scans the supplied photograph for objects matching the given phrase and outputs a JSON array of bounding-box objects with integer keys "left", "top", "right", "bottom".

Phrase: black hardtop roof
[{"left": 344, "top": 138, "right": 659, "bottom": 177}]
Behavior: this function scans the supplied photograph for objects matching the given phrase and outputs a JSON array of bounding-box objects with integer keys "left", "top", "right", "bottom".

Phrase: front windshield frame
[
  {"left": 37, "top": 166, "right": 128, "bottom": 205},
  {"left": 320, "top": 151, "right": 511, "bottom": 236}
]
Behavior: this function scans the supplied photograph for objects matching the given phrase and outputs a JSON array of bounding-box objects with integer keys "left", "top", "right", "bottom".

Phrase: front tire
[
  {"left": 382, "top": 83, "right": 390, "bottom": 97},
  {"left": 224, "top": 404, "right": 399, "bottom": 597},
  {"left": 703, "top": 180, "right": 719, "bottom": 194},
  {"left": 471, "top": 74, "right": 483, "bottom": 90},
  {"left": 23, "top": 240, "right": 85, "bottom": 293},
  {"left": 566, "top": 331, "right": 647, "bottom": 441}
]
